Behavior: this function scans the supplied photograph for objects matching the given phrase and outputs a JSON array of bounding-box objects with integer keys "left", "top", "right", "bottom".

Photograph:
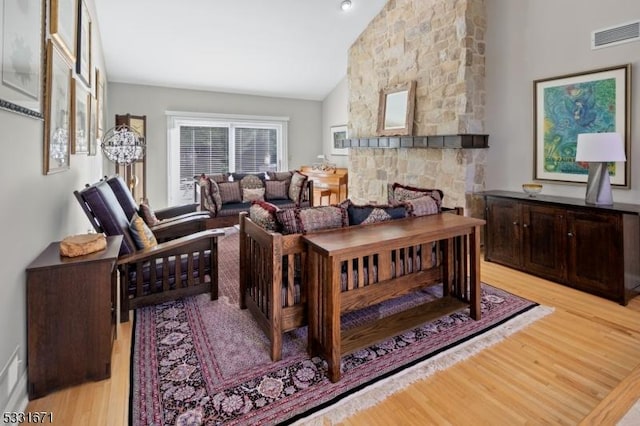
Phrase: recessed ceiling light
[{"left": 341, "top": 0, "right": 352, "bottom": 11}]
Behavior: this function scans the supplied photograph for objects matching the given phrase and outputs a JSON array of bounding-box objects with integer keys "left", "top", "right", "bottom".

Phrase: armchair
[
  {"left": 74, "top": 180, "right": 223, "bottom": 322},
  {"left": 78, "top": 175, "right": 212, "bottom": 243}
]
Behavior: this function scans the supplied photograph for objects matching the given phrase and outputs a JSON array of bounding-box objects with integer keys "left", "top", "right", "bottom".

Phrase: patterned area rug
[{"left": 130, "top": 229, "right": 551, "bottom": 425}]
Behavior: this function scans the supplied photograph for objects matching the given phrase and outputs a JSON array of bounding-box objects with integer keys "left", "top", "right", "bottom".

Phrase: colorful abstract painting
[{"left": 534, "top": 65, "right": 629, "bottom": 186}]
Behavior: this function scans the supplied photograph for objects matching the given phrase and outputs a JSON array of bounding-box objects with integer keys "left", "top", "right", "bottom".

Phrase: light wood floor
[{"left": 26, "top": 258, "right": 640, "bottom": 425}]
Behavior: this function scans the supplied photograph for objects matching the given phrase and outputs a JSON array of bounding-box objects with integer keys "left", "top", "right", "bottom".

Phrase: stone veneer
[{"left": 347, "top": 0, "right": 487, "bottom": 215}]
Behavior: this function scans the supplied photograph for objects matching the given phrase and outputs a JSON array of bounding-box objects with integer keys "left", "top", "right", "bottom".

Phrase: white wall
[
  {"left": 486, "top": 0, "right": 640, "bottom": 203},
  {"left": 0, "top": 0, "right": 107, "bottom": 411},
  {"left": 322, "top": 77, "right": 349, "bottom": 168},
  {"left": 107, "top": 83, "right": 323, "bottom": 208}
]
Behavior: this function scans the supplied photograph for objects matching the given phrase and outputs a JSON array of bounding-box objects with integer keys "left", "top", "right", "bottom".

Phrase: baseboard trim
[{"left": 3, "top": 371, "right": 28, "bottom": 424}]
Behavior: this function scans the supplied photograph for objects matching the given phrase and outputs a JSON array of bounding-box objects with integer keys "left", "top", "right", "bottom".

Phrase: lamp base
[{"left": 585, "top": 162, "right": 613, "bottom": 206}]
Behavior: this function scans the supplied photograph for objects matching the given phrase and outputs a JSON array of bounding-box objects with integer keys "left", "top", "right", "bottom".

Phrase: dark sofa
[{"left": 196, "top": 171, "right": 314, "bottom": 228}]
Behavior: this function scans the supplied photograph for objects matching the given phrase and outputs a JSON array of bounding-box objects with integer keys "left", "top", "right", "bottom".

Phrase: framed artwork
[
  {"left": 44, "top": 40, "right": 72, "bottom": 174},
  {"left": 0, "top": 0, "right": 43, "bottom": 118},
  {"left": 50, "top": 0, "right": 77, "bottom": 62},
  {"left": 89, "top": 95, "right": 97, "bottom": 155},
  {"left": 534, "top": 64, "right": 631, "bottom": 186},
  {"left": 377, "top": 81, "right": 416, "bottom": 136},
  {"left": 330, "top": 125, "right": 348, "bottom": 156},
  {"left": 75, "top": 0, "right": 91, "bottom": 87},
  {"left": 72, "top": 79, "right": 89, "bottom": 154}
]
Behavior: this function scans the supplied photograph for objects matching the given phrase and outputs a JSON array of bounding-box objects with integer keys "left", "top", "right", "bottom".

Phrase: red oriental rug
[{"left": 129, "top": 230, "right": 551, "bottom": 425}]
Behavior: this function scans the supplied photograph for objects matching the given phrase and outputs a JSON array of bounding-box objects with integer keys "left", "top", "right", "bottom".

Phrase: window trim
[{"left": 166, "top": 111, "right": 289, "bottom": 205}]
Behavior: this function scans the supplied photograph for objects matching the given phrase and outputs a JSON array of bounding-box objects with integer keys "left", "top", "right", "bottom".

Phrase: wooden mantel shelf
[{"left": 338, "top": 134, "right": 489, "bottom": 149}]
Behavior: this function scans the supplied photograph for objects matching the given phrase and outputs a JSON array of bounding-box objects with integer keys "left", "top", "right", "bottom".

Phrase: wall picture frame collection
[
  {"left": 45, "top": 0, "right": 100, "bottom": 174},
  {"left": 2, "top": 0, "right": 101, "bottom": 173}
]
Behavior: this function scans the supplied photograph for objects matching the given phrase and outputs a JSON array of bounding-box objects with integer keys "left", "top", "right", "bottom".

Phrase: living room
[{"left": 1, "top": 0, "right": 640, "bottom": 424}]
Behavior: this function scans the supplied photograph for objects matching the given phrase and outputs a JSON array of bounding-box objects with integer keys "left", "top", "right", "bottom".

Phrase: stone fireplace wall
[{"left": 347, "top": 0, "right": 487, "bottom": 214}]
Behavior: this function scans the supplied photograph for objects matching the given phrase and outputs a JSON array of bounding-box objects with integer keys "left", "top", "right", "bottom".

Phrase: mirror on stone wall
[{"left": 377, "top": 81, "right": 416, "bottom": 136}]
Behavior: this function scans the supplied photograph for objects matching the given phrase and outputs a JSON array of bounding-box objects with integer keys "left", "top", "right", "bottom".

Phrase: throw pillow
[
  {"left": 347, "top": 203, "right": 407, "bottom": 225},
  {"left": 138, "top": 202, "right": 160, "bottom": 226},
  {"left": 243, "top": 187, "right": 265, "bottom": 203},
  {"left": 403, "top": 195, "right": 440, "bottom": 217},
  {"left": 233, "top": 172, "right": 266, "bottom": 183},
  {"left": 389, "top": 183, "right": 443, "bottom": 210},
  {"left": 198, "top": 175, "right": 221, "bottom": 215},
  {"left": 239, "top": 174, "right": 265, "bottom": 191},
  {"left": 265, "top": 180, "right": 288, "bottom": 200},
  {"left": 297, "top": 205, "right": 348, "bottom": 234},
  {"left": 249, "top": 200, "right": 280, "bottom": 231},
  {"left": 288, "top": 171, "right": 308, "bottom": 205},
  {"left": 275, "top": 208, "right": 300, "bottom": 234},
  {"left": 267, "top": 171, "right": 293, "bottom": 181},
  {"left": 209, "top": 179, "right": 223, "bottom": 212},
  {"left": 218, "top": 181, "right": 242, "bottom": 204},
  {"left": 276, "top": 205, "right": 347, "bottom": 235},
  {"left": 129, "top": 213, "right": 158, "bottom": 250}
]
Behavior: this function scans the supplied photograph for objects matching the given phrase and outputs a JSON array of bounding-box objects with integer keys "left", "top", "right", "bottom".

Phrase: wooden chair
[{"left": 75, "top": 180, "right": 223, "bottom": 322}]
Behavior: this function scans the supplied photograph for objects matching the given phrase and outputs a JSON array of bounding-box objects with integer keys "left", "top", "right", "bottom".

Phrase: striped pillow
[
  {"left": 218, "top": 182, "right": 242, "bottom": 204},
  {"left": 265, "top": 180, "right": 288, "bottom": 200}
]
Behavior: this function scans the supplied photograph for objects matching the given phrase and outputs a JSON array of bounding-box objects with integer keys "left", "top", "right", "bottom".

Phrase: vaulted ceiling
[{"left": 94, "top": 0, "right": 388, "bottom": 100}]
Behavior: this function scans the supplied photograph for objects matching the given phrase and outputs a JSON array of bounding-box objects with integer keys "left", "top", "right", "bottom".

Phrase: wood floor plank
[{"left": 25, "top": 256, "right": 640, "bottom": 425}]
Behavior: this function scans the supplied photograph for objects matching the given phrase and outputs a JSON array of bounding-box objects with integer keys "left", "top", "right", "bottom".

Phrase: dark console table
[
  {"left": 26, "top": 235, "right": 122, "bottom": 399},
  {"left": 481, "top": 191, "right": 640, "bottom": 305}
]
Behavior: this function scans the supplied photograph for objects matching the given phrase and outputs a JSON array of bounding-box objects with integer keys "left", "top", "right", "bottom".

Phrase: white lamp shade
[{"left": 575, "top": 132, "right": 626, "bottom": 162}]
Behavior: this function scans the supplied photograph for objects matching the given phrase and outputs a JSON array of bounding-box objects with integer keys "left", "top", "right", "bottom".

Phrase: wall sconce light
[
  {"left": 575, "top": 132, "right": 626, "bottom": 205},
  {"left": 340, "top": 0, "right": 352, "bottom": 11}
]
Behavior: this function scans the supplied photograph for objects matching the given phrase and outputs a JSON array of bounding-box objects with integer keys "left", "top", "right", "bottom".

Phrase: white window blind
[
  {"left": 235, "top": 127, "right": 278, "bottom": 173},
  {"left": 167, "top": 112, "right": 288, "bottom": 205},
  {"left": 180, "top": 126, "right": 229, "bottom": 180}
]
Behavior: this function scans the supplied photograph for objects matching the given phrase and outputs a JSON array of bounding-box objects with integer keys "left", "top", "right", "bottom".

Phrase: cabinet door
[
  {"left": 522, "top": 204, "right": 566, "bottom": 281},
  {"left": 485, "top": 197, "right": 522, "bottom": 267},
  {"left": 566, "top": 211, "right": 623, "bottom": 296}
]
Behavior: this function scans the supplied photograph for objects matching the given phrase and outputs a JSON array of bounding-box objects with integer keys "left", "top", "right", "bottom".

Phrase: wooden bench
[
  {"left": 238, "top": 207, "right": 468, "bottom": 362},
  {"left": 239, "top": 212, "right": 310, "bottom": 361}
]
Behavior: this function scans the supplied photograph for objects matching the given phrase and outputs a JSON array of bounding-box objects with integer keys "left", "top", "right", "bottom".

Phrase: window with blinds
[{"left": 167, "top": 112, "right": 288, "bottom": 205}]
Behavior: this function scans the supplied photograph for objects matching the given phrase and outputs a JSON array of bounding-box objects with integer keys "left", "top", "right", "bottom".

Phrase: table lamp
[{"left": 575, "top": 132, "right": 626, "bottom": 205}]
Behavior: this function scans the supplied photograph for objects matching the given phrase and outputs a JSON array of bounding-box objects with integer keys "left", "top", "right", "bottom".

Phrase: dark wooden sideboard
[
  {"left": 482, "top": 191, "right": 640, "bottom": 305},
  {"left": 26, "top": 235, "right": 122, "bottom": 399}
]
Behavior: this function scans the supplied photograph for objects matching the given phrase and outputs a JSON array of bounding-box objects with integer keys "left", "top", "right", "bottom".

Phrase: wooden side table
[{"left": 26, "top": 235, "right": 122, "bottom": 399}]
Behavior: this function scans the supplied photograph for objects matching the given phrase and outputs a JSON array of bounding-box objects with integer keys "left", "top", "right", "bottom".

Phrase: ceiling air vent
[{"left": 592, "top": 20, "right": 640, "bottom": 49}]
